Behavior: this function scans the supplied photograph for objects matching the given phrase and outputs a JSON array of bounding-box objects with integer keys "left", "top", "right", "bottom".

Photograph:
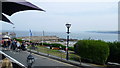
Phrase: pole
[
  {"left": 29, "top": 30, "right": 32, "bottom": 54},
  {"left": 13, "top": 27, "right": 15, "bottom": 38},
  {"left": 66, "top": 27, "right": 70, "bottom": 60},
  {"left": 42, "top": 30, "right": 44, "bottom": 46},
  {"left": 65, "top": 23, "right": 71, "bottom": 60},
  {"left": 66, "top": 35, "right": 69, "bottom": 60}
]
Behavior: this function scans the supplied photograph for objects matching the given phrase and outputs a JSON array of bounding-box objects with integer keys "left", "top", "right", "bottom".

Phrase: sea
[{"left": 2, "top": 30, "right": 119, "bottom": 42}]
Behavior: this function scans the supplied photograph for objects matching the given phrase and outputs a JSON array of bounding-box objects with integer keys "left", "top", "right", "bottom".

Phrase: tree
[{"left": 74, "top": 40, "right": 109, "bottom": 64}]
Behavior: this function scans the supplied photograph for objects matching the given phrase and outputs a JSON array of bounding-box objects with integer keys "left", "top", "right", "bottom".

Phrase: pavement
[
  {"left": 0, "top": 49, "right": 79, "bottom": 68},
  {"left": 0, "top": 47, "right": 107, "bottom": 68},
  {"left": 27, "top": 49, "right": 105, "bottom": 68}
]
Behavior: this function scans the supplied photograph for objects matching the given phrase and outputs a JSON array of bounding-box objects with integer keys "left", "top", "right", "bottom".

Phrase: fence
[{"left": 28, "top": 45, "right": 80, "bottom": 62}]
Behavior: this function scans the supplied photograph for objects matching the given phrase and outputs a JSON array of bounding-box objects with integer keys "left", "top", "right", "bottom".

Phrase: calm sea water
[
  {"left": 8, "top": 31, "right": 119, "bottom": 42},
  {"left": 2, "top": 30, "right": 119, "bottom": 42}
]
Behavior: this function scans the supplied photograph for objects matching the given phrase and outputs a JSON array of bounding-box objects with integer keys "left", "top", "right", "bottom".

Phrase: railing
[{"left": 28, "top": 45, "right": 80, "bottom": 62}]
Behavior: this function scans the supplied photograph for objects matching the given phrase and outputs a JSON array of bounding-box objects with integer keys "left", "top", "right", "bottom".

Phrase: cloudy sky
[{"left": 0, "top": 0, "right": 118, "bottom": 32}]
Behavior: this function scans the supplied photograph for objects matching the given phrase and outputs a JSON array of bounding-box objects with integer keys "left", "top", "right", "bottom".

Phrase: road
[{"left": 2, "top": 50, "right": 78, "bottom": 68}]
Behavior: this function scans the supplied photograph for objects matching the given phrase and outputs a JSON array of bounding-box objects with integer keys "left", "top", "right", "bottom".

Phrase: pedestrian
[
  {"left": 1, "top": 54, "right": 13, "bottom": 68},
  {"left": 1, "top": 58, "right": 13, "bottom": 68},
  {"left": 16, "top": 41, "right": 21, "bottom": 52},
  {"left": 1, "top": 40, "right": 4, "bottom": 47},
  {"left": 21, "top": 41, "right": 25, "bottom": 51},
  {"left": 11, "top": 39, "right": 17, "bottom": 50},
  {"left": 10, "top": 39, "right": 13, "bottom": 50},
  {"left": 24, "top": 43, "right": 28, "bottom": 50},
  {"left": 3, "top": 41, "right": 7, "bottom": 50},
  {"left": 7, "top": 39, "right": 11, "bottom": 50}
]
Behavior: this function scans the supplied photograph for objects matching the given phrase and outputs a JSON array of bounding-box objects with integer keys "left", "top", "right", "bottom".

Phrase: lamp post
[
  {"left": 12, "top": 26, "right": 15, "bottom": 38},
  {"left": 65, "top": 23, "right": 71, "bottom": 60},
  {"left": 13, "top": 26, "right": 15, "bottom": 31},
  {"left": 42, "top": 30, "right": 44, "bottom": 46}
]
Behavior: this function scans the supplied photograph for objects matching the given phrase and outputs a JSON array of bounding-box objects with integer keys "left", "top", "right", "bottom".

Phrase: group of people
[{"left": 1, "top": 39, "right": 28, "bottom": 51}]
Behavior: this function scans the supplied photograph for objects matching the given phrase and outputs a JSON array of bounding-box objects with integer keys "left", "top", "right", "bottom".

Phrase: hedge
[
  {"left": 14, "top": 38, "right": 23, "bottom": 42},
  {"left": 107, "top": 42, "right": 120, "bottom": 63},
  {"left": 74, "top": 40, "right": 109, "bottom": 64},
  {"left": 12, "top": 38, "right": 74, "bottom": 51},
  {"left": 39, "top": 43, "right": 74, "bottom": 51}
]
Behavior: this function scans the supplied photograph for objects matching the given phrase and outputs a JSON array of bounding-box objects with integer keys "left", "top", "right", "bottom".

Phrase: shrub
[
  {"left": 74, "top": 40, "right": 109, "bottom": 64},
  {"left": 43, "top": 43, "right": 51, "bottom": 46},
  {"left": 40, "top": 43, "right": 66, "bottom": 48},
  {"left": 69, "top": 54, "right": 80, "bottom": 61},
  {"left": 68, "top": 47, "right": 74, "bottom": 51},
  {"left": 107, "top": 42, "right": 120, "bottom": 63},
  {"left": 39, "top": 43, "right": 74, "bottom": 51},
  {"left": 14, "top": 38, "right": 23, "bottom": 42},
  {"left": 50, "top": 43, "right": 63, "bottom": 47}
]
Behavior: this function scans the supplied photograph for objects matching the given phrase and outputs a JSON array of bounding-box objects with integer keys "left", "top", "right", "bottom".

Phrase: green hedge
[
  {"left": 14, "top": 38, "right": 23, "bottom": 42},
  {"left": 69, "top": 54, "right": 80, "bottom": 61},
  {"left": 107, "top": 42, "right": 120, "bottom": 63},
  {"left": 68, "top": 47, "right": 74, "bottom": 51},
  {"left": 50, "top": 43, "right": 63, "bottom": 47},
  {"left": 74, "top": 40, "right": 109, "bottom": 64},
  {"left": 40, "top": 43, "right": 74, "bottom": 51},
  {"left": 40, "top": 43, "right": 63, "bottom": 47}
]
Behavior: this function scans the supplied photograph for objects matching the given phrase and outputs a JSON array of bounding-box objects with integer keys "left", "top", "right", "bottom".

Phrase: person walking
[
  {"left": 3, "top": 41, "right": 7, "bottom": 50},
  {"left": 11, "top": 39, "right": 17, "bottom": 51},
  {"left": 24, "top": 43, "right": 28, "bottom": 50},
  {"left": 21, "top": 41, "right": 25, "bottom": 51},
  {"left": 7, "top": 39, "right": 11, "bottom": 50},
  {"left": 16, "top": 41, "right": 21, "bottom": 52}
]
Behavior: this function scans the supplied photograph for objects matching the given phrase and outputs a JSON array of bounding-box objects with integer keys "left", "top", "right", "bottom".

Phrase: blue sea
[{"left": 2, "top": 30, "right": 119, "bottom": 42}]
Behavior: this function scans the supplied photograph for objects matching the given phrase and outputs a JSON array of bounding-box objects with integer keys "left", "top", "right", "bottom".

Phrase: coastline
[
  {"left": 17, "top": 36, "right": 78, "bottom": 47},
  {"left": 18, "top": 36, "right": 78, "bottom": 41},
  {"left": 1, "top": 31, "right": 118, "bottom": 42}
]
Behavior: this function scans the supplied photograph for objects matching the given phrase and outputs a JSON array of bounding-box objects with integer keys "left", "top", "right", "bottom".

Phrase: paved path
[{"left": 1, "top": 50, "right": 78, "bottom": 68}]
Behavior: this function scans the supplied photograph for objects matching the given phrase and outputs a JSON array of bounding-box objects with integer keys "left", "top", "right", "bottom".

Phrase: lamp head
[{"left": 65, "top": 23, "right": 71, "bottom": 28}]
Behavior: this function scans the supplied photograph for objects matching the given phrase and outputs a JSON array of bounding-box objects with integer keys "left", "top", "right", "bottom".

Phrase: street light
[
  {"left": 27, "top": 53, "right": 35, "bottom": 68},
  {"left": 12, "top": 26, "right": 16, "bottom": 38},
  {"left": 65, "top": 23, "right": 71, "bottom": 60},
  {"left": 13, "top": 27, "right": 15, "bottom": 34}
]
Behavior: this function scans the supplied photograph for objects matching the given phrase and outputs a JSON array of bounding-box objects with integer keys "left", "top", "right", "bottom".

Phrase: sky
[{"left": 0, "top": 0, "right": 118, "bottom": 32}]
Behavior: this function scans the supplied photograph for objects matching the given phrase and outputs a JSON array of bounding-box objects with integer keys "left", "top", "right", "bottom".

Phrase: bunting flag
[{"left": 29, "top": 30, "right": 32, "bottom": 37}]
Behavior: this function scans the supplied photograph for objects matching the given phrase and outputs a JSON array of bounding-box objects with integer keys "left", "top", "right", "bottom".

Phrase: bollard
[
  {"left": 79, "top": 57, "right": 81, "bottom": 65},
  {"left": 47, "top": 49, "right": 49, "bottom": 56},
  {"left": 61, "top": 53, "right": 62, "bottom": 59}
]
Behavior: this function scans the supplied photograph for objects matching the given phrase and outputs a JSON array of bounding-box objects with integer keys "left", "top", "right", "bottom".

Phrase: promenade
[{"left": 0, "top": 48, "right": 79, "bottom": 68}]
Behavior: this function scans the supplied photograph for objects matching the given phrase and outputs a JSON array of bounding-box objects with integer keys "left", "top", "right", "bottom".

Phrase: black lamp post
[
  {"left": 13, "top": 27, "right": 15, "bottom": 33},
  {"left": 12, "top": 26, "right": 16, "bottom": 38},
  {"left": 65, "top": 23, "right": 71, "bottom": 60},
  {"left": 27, "top": 53, "right": 35, "bottom": 68}
]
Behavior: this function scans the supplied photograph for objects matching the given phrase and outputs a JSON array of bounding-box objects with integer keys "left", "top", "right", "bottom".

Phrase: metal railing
[{"left": 28, "top": 45, "right": 81, "bottom": 62}]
